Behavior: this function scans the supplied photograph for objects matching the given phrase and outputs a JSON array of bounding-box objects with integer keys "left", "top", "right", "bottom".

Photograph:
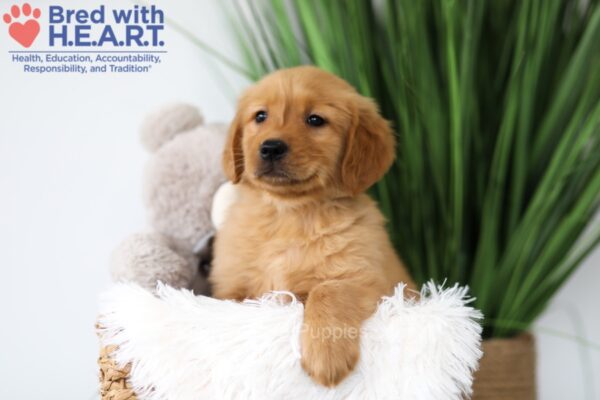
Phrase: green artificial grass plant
[{"left": 219, "top": 0, "right": 600, "bottom": 338}]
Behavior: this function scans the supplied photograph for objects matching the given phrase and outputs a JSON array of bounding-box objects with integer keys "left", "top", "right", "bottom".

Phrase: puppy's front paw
[{"left": 300, "top": 324, "right": 360, "bottom": 387}]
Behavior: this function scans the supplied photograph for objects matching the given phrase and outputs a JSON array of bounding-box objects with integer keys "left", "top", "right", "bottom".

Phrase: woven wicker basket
[
  {"left": 98, "top": 344, "right": 137, "bottom": 400},
  {"left": 98, "top": 333, "right": 536, "bottom": 400}
]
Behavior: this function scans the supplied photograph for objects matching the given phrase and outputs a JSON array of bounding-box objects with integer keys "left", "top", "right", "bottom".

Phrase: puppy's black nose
[{"left": 260, "top": 139, "right": 288, "bottom": 161}]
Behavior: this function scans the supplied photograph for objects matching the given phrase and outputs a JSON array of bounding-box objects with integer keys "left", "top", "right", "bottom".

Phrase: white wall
[{"left": 0, "top": 1, "right": 597, "bottom": 398}]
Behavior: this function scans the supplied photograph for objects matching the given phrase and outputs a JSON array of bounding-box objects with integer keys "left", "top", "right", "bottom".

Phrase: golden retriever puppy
[{"left": 211, "top": 66, "right": 415, "bottom": 387}]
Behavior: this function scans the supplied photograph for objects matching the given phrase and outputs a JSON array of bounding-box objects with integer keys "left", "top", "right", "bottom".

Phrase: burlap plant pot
[{"left": 472, "top": 333, "right": 537, "bottom": 400}]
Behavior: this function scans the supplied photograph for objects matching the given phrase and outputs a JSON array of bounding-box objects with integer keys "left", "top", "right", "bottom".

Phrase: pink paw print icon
[{"left": 3, "top": 3, "right": 41, "bottom": 48}]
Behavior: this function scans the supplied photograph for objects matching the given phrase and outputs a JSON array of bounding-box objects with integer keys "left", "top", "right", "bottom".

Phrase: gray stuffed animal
[{"left": 110, "top": 103, "right": 227, "bottom": 294}]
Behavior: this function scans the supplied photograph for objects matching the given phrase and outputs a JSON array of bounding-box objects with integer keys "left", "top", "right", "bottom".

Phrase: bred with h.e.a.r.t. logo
[{"left": 4, "top": 3, "right": 166, "bottom": 75}]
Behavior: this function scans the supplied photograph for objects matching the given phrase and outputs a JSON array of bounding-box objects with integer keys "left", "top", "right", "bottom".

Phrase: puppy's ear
[
  {"left": 222, "top": 110, "right": 245, "bottom": 183},
  {"left": 341, "top": 96, "right": 396, "bottom": 195}
]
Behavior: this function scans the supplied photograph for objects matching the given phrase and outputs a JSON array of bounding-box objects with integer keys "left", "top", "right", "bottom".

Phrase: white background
[{"left": 0, "top": 1, "right": 598, "bottom": 398}]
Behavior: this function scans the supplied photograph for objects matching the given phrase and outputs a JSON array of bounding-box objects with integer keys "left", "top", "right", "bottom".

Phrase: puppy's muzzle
[{"left": 260, "top": 139, "right": 288, "bottom": 162}]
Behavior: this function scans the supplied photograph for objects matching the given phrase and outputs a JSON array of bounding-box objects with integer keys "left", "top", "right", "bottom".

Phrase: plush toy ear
[
  {"left": 222, "top": 110, "right": 245, "bottom": 183},
  {"left": 140, "top": 103, "right": 204, "bottom": 152},
  {"left": 341, "top": 96, "right": 396, "bottom": 195}
]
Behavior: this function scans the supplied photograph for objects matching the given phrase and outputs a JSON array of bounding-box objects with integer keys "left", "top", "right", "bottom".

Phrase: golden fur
[{"left": 211, "top": 66, "right": 415, "bottom": 387}]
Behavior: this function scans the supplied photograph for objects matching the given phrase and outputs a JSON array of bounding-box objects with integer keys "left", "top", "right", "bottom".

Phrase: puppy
[{"left": 211, "top": 66, "right": 415, "bottom": 387}]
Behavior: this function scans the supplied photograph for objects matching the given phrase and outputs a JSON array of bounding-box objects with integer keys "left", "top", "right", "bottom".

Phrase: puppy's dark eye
[
  {"left": 306, "top": 114, "right": 326, "bottom": 127},
  {"left": 255, "top": 111, "right": 268, "bottom": 123}
]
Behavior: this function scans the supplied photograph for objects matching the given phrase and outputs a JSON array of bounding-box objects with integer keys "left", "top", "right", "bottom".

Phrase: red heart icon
[{"left": 8, "top": 19, "right": 39, "bottom": 48}]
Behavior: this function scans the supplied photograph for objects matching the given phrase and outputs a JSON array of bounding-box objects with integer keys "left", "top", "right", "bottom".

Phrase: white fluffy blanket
[{"left": 98, "top": 283, "right": 482, "bottom": 400}]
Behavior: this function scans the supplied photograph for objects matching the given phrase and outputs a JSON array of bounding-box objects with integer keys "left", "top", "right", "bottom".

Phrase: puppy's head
[{"left": 223, "top": 66, "right": 395, "bottom": 198}]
